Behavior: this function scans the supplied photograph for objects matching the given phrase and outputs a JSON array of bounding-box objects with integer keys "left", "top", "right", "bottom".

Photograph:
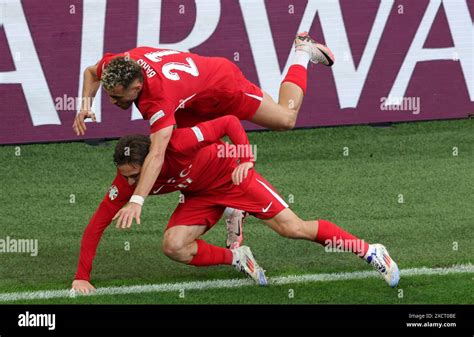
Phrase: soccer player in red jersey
[
  {"left": 72, "top": 33, "right": 335, "bottom": 244},
  {"left": 71, "top": 115, "right": 400, "bottom": 294}
]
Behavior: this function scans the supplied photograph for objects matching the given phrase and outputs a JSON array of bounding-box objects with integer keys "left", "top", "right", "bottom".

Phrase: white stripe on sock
[{"left": 292, "top": 50, "right": 311, "bottom": 68}]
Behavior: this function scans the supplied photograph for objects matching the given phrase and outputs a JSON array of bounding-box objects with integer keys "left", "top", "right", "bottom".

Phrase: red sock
[
  {"left": 282, "top": 65, "right": 308, "bottom": 95},
  {"left": 189, "top": 239, "right": 233, "bottom": 266},
  {"left": 315, "top": 219, "right": 369, "bottom": 258}
]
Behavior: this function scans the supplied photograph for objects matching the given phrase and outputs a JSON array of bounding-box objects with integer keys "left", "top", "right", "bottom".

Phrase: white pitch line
[{"left": 0, "top": 264, "right": 472, "bottom": 302}]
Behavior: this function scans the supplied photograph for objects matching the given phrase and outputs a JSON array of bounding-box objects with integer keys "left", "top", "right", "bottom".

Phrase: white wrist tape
[{"left": 130, "top": 195, "right": 145, "bottom": 206}]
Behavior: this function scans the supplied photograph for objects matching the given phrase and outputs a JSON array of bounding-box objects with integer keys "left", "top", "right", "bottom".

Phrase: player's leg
[
  {"left": 251, "top": 90, "right": 301, "bottom": 131},
  {"left": 250, "top": 32, "right": 335, "bottom": 130},
  {"left": 261, "top": 208, "right": 400, "bottom": 287},
  {"left": 260, "top": 208, "right": 317, "bottom": 240},
  {"left": 163, "top": 224, "right": 267, "bottom": 285},
  {"left": 163, "top": 198, "right": 267, "bottom": 285},
  {"left": 174, "top": 113, "right": 247, "bottom": 250},
  {"left": 162, "top": 225, "right": 208, "bottom": 263},
  {"left": 229, "top": 172, "right": 399, "bottom": 287}
]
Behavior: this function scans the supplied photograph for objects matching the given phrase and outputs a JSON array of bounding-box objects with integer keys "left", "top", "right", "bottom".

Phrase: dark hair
[
  {"left": 101, "top": 56, "right": 144, "bottom": 91},
  {"left": 113, "top": 135, "right": 150, "bottom": 167}
]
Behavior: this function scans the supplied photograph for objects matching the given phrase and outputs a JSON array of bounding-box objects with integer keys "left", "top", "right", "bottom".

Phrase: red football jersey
[
  {"left": 75, "top": 115, "right": 255, "bottom": 281},
  {"left": 108, "top": 115, "right": 253, "bottom": 201},
  {"left": 97, "top": 47, "right": 262, "bottom": 133}
]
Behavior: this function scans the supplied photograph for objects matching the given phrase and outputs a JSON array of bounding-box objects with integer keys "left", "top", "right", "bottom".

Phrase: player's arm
[
  {"left": 203, "top": 115, "right": 255, "bottom": 163},
  {"left": 72, "top": 199, "right": 127, "bottom": 293},
  {"left": 170, "top": 115, "right": 254, "bottom": 185},
  {"left": 113, "top": 125, "right": 174, "bottom": 229},
  {"left": 72, "top": 200, "right": 120, "bottom": 293},
  {"left": 73, "top": 62, "right": 100, "bottom": 136},
  {"left": 200, "top": 115, "right": 255, "bottom": 185},
  {"left": 171, "top": 115, "right": 255, "bottom": 163},
  {"left": 72, "top": 174, "right": 131, "bottom": 293}
]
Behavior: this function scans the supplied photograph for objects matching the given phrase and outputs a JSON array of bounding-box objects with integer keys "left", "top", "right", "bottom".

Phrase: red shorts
[
  {"left": 166, "top": 171, "right": 288, "bottom": 230},
  {"left": 175, "top": 60, "right": 263, "bottom": 128}
]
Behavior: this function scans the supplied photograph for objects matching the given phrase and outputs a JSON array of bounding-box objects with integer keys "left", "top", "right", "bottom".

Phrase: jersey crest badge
[{"left": 108, "top": 185, "right": 119, "bottom": 200}]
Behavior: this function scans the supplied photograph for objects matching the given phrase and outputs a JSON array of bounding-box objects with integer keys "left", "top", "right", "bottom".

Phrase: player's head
[
  {"left": 113, "top": 135, "right": 150, "bottom": 186},
  {"left": 102, "top": 57, "right": 144, "bottom": 110}
]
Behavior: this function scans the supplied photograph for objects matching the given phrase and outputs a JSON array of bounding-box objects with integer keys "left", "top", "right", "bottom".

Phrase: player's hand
[
  {"left": 73, "top": 109, "right": 96, "bottom": 136},
  {"left": 71, "top": 280, "right": 96, "bottom": 294},
  {"left": 113, "top": 202, "right": 142, "bottom": 229},
  {"left": 232, "top": 162, "right": 254, "bottom": 185}
]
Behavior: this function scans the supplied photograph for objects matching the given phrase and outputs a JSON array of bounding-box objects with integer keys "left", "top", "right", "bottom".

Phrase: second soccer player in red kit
[
  {"left": 72, "top": 33, "right": 336, "bottom": 240},
  {"left": 71, "top": 115, "right": 400, "bottom": 294}
]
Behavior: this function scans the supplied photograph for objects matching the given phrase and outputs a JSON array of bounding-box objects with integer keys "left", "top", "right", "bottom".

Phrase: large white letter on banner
[
  {"left": 241, "top": 0, "right": 393, "bottom": 109},
  {"left": 386, "top": 0, "right": 473, "bottom": 106},
  {"left": 0, "top": 0, "right": 59, "bottom": 125},
  {"left": 131, "top": 0, "right": 221, "bottom": 120}
]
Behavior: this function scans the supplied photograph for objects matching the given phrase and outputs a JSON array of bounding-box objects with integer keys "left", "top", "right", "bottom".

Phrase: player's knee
[
  {"left": 283, "top": 115, "right": 297, "bottom": 130},
  {"left": 162, "top": 237, "right": 186, "bottom": 260},
  {"left": 272, "top": 113, "right": 297, "bottom": 131}
]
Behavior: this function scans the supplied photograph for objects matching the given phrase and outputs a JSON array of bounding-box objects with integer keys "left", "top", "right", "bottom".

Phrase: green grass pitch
[{"left": 0, "top": 119, "right": 473, "bottom": 304}]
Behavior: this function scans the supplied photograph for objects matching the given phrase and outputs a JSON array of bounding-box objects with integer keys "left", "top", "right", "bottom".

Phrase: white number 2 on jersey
[{"left": 162, "top": 57, "right": 199, "bottom": 81}]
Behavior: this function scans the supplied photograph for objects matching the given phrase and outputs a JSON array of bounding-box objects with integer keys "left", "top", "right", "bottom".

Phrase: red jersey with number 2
[{"left": 97, "top": 47, "right": 263, "bottom": 133}]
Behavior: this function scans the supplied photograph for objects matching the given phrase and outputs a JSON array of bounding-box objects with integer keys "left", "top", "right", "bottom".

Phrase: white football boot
[
  {"left": 294, "top": 31, "right": 335, "bottom": 66},
  {"left": 225, "top": 208, "right": 246, "bottom": 249},
  {"left": 231, "top": 246, "right": 268, "bottom": 286},
  {"left": 364, "top": 244, "right": 400, "bottom": 288}
]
